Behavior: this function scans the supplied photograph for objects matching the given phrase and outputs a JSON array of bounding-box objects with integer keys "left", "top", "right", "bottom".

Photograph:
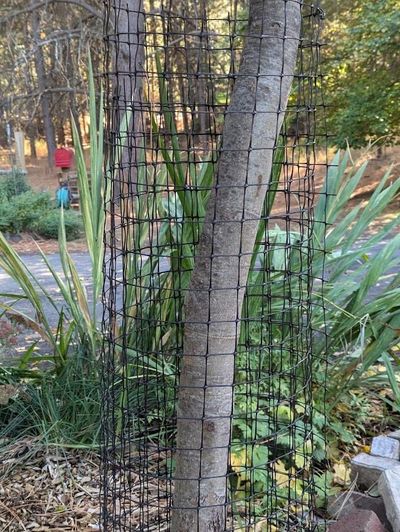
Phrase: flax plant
[{"left": 0, "top": 56, "right": 106, "bottom": 365}]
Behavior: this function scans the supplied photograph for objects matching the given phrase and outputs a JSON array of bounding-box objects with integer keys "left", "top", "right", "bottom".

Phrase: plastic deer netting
[{"left": 101, "top": 0, "right": 328, "bottom": 530}]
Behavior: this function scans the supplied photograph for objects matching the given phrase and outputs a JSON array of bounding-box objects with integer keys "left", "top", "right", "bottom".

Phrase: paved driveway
[
  {"left": 0, "top": 237, "right": 398, "bottom": 328},
  {"left": 0, "top": 252, "right": 94, "bottom": 326}
]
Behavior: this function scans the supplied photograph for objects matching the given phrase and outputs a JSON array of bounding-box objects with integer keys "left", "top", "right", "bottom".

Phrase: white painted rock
[
  {"left": 371, "top": 435, "right": 400, "bottom": 460},
  {"left": 351, "top": 453, "right": 400, "bottom": 489},
  {"left": 388, "top": 430, "right": 400, "bottom": 442},
  {"left": 378, "top": 465, "right": 400, "bottom": 532}
]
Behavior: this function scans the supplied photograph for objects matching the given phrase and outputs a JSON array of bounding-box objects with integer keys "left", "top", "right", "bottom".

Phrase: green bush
[
  {"left": 0, "top": 202, "right": 15, "bottom": 232},
  {"left": 0, "top": 182, "right": 82, "bottom": 240},
  {"left": 1, "top": 191, "right": 52, "bottom": 233},
  {"left": 0, "top": 174, "right": 52, "bottom": 234},
  {"left": 0, "top": 353, "right": 100, "bottom": 447},
  {"left": 0, "top": 170, "right": 30, "bottom": 202},
  {"left": 32, "top": 209, "right": 83, "bottom": 240}
]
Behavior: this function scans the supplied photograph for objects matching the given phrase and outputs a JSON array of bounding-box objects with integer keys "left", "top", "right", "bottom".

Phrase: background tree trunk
[
  {"left": 66, "top": 40, "right": 83, "bottom": 145},
  {"left": 171, "top": 1, "right": 303, "bottom": 530},
  {"left": 27, "top": 123, "right": 38, "bottom": 159},
  {"left": 31, "top": 5, "right": 57, "bottom": 166}
]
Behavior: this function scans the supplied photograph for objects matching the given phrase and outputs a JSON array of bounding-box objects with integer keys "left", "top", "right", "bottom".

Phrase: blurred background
[{"left": 0, "top": 0, "right": 398, "bottom": 184}]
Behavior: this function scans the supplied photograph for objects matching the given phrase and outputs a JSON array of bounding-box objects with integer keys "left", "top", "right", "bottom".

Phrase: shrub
[
  {"left": 0, "top": 170, "right": 30, "bottom": 202},
  {"left": 0, "top": 174, "right": 53, "bottom": 234},
  {"left": 0, "top": 182, "right": 82, "bottom": 240},
  {"left": 0, "top": 202, "right": 15, "bottom": 232},
  {"left": 0, "top": 190, "right": 53, "bottom": 234},
  {"left": 32, "top": 209, "right": 83, "bottom": 240},
  {"left": 3, "top": 191, "right": 52, "bottom": 233}
]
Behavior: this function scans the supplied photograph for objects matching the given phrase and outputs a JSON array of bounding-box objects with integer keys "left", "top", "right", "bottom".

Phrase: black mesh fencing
[{"left": 101, "top": 0, "right": 328, "bottom": 530}]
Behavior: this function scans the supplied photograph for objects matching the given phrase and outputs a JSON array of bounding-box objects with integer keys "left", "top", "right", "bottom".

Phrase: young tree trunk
[
  {"left": 110, "top": 0, "right": 145, "bottom": 198},
  {"left": 57, "top": 124, "right": 66, "bottom": 145},
  {"left": 171, "top": 1, "right": 302, "bottom": 530},
  {"left": 31, "top": 5, "right": 57, "bottom": 167}
]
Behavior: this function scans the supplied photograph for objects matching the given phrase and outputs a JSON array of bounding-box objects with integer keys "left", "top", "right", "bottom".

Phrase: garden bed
[
  {"left": 0, "top": 439, "right": 100, "bottom": 531},
  {"left": 0, "top": 439, "right": 169, "bottom": 531}
]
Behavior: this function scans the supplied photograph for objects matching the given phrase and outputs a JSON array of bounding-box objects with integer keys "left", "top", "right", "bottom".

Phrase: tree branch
[
  {"left": 0, "top": 0, "right": 102, "bottom": 24},
  {"left": 0, "top": 87, "right": 85, "bottom": 108}
]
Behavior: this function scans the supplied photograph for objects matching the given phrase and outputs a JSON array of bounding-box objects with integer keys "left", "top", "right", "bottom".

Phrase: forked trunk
[{"left": 171, "top": 1, "right": 303, "bottom": 530}]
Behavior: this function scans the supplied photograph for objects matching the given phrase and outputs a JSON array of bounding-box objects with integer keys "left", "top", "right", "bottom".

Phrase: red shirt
[{"left": 54, "top": 147, "right": 74, "bottom": 169}]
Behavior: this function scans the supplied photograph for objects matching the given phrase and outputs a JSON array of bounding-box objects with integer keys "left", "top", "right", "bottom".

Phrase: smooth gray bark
[{"left": 171, "top": 1, "right": 303, "bottom": 530}]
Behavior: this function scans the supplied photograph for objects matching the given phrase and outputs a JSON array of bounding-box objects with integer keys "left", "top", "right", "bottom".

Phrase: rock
[
  {"left": 351, "top": 453, "right": 400, "bottom": 489},
  {"left": 327, "top": 491, "right": 392, "bottom": 531},
  {"left": 378, "top": 465, "right": 400, "bottom": 532},
  {"left": 388, "top": 430, "right": 400, "bottom": 442},
  {"left": 371, "top": 436, "right": 400, "bottom": 460},
  {"left": 328, "top": 509, "right": 385, "bottom": 532},
  {"left": 5, "top": 232, "right": 22, "bottom": 243}
]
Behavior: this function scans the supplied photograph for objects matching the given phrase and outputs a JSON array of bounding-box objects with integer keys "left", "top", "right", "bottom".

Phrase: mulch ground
[
  {"left": 0, "top": 440, "right": 167, "bottom": 531},
  {"left": 0, "top": 440, "right": 100, "bottom": 531}
]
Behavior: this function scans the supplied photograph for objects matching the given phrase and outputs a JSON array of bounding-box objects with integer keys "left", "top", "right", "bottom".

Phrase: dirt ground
[{"left": 22, "top": 144, "right": 400, "bottom": 197}]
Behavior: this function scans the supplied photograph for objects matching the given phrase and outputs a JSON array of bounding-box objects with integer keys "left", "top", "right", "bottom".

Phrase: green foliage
[
  {"left": 1, "top": 59, "right": 399, "bottom": 528},
  {"left": 0, "top": 191, "right": 51, "bottom": 233},
  {"left": 0, "top": 170, "right": 30, "bottom": 202},
  {"left": 0, "top": 149, "right": 82, "bottom": 246},
  {"left": 71, "top": 51, "right": 105, "bottom": 306},
  {"left": 0, "top": 56, "right": 105, "bottom": 374},
  {"left": 0, "top": 171, "right": 82, "bottom": 241},
  {"left": 324, "top": 0, "right": 400, "bottom": 147},
  {"left": 228, "top": 151, "right": 400, "bottom": 521},
  {"left": 0, "top": 56, "right": 119, "bottom": 449},
  {"left": 32, "top": 209, "right": 83, "bottom": 240},
  {"left": 116, "top": 68, "right": 400, "bottom": 517},
  {"left": 106, "top": 66, "right": 400, "bottom": 520},
  {"left": 0, "top": 354, "right": 100, "bottom": 447}
]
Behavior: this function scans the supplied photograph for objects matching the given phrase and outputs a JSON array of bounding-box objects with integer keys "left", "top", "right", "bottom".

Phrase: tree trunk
[
  {"left": 27, "top": 123, "right": 37, "bottom": 159},
  {"left": 111, "top": 0, "right": 145, "bottom": 198},
  {"left": 57, "top": 123, "right": 66, "bottom": 145},
  {"left": 31, "top": 5, "right": 57, "bottom": 167},
  {"left": 171, "top": 1, "right": 302, "bottom": 530},
  {"left": 66, "top": 40, "right": 83, "bottom": 145},
  {"left": 192, "top": 0, "right": 207, "bottom": 137}
]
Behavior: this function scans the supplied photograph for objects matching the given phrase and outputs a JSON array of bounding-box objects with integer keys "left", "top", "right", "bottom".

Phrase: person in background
[{"left": 55, "top": 180, "right": 72, "bottom": 209}]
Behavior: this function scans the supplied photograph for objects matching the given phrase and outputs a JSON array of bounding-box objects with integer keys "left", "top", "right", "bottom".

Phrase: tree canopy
[
  {"left": 0, "top": 0, "right": 398, "bottom": 158},
  {"left": 0, "top": 0, "right": 102, "bottom": 161},
  {"left": 323, "top": 0, "right": 400, "bottom": 147}
]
